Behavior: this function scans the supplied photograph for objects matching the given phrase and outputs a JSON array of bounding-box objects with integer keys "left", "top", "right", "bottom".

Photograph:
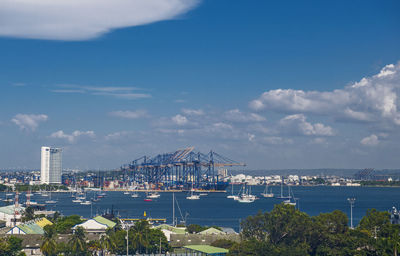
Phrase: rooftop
[{"left": 184, "top": 245, "right": 229, "bottom": 255}]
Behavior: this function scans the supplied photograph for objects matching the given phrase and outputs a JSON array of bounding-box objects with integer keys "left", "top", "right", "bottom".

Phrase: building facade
[{"left": 40, "top": 147, "right": 62, "bottom": 184}]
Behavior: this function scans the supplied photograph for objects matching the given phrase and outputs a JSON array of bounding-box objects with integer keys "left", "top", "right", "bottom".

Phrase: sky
[{"left": 1, "top": 0, "right": 400, "bottom": 170}]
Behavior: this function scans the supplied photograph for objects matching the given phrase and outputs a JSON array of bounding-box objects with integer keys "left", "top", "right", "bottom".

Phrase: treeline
[
  {"left": 39, "top": 218, "right": 168, "bottom": 256},
  {"left": 360, "top": 180, "right": 400, "bottom": 186},
  {"left": 228, "top": 204, "right": 400, "bottom": 255},
  {"left": 14, "top": 184, "right": 68, "bottom": 192}
]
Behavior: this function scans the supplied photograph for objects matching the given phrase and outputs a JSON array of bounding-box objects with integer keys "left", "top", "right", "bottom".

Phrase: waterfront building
[
  {"left": 40, "top": 147, "right": 62, "bottom": 184},
  {"left": 0, "top": 205, "right": 24, "bottom": 227},
  {"left": 72, "top": 216, "right": 116, "bottom": 234}
]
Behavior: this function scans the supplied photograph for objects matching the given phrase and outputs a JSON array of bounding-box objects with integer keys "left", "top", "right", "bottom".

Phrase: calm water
[{"left": 4, "top": 186, "right": 400, "bottom": 230}]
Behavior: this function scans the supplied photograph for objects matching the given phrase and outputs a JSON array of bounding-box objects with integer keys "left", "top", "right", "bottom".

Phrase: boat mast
[{"left": 172, "top": 192, "right": 175, "bottom": 227}]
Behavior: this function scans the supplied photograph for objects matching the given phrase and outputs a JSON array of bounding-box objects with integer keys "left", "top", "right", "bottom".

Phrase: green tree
[
  {"left": 68, "top": 226, "right": 88, "bottom": 256},
  {"left": 41, "top": 225, "right": 57, "bottom": 256},
  {"left": 54, "top": 215, "right": 83, "bottom": 234},
  {"left": 100, "top": 229, "right": 116, "bottom": 254},
  {"left": 211, "top": 239, "right": 238, "bottom": 249},
  {"left": 22, "top": 206, "right": 35, "bottom": 222}
]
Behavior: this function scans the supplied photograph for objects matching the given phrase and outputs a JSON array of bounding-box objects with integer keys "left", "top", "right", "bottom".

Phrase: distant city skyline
[{"left": 1, "top": 0, "right": 400, "bottom": 169}]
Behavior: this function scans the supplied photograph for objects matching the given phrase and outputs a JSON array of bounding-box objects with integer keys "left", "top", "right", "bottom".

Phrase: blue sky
[{"left": 1, "top": 0, "right": 400, "bottom": 170}]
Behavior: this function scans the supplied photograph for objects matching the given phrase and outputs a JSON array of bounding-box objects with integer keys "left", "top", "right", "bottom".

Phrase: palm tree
[
  {"left": 41, "top": 225, "right": 57, "bottom": 256},
  {"left": 68, "top": 226, "right": 87, "bottom": 256},
  {"left": 131, "top": 220, "right": 150, "bottom": 254},
  {"left": 100, "top": 231, "right": 116, "bottom": 256}
]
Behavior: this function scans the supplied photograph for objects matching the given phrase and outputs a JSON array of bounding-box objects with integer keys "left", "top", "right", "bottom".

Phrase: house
[
  {"left": 0, "top": 205, "right": 25, "bottom": 227},
  {"left": 153, "top": 224, "right": 186, "bottom": 241},
  {"left": 199, "top": 227, "right": 225, "bottom": 235},
  {"left": 73, "top": 216, "right": 116, "bottom": 234},
  {"left": 7, "top": 217, "right": 52, "bottom": 235},
  {"left": 183, "top": 245, "right": 229, "bottom": 256}
]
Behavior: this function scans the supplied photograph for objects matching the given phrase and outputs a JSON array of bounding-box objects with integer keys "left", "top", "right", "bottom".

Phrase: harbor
[{"left": 2, "top": 185, "right": 400, "bottom": 229}]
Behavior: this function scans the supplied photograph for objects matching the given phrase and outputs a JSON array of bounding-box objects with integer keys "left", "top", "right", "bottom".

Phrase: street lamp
[{"left": 347, "top": 198, "right": 356, "bottom": 229}]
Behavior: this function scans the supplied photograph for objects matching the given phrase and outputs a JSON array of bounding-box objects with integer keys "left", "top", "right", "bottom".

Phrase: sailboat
[
  {"left": 227, "top": 183, "right": 236, "bottom": 199},
  {"left": 147, "top": 191, "right": 161, "bottom": 199},
  {"left": 261, "top": 182, "right": 274, "bottom": 198},
  {"left": 237, "top": 184, "right": 256, "bottom": 203},
  {"left": 275, "top": 176, "right": 291, "bottom": 199},
  {"left": 45, "top": 191, "right": 57, "bottom": 204},
  {"left": 283, "top": 186, "right": 297, "bottom": 206},
  {"left": 186, "top": 183, "right": 200, "bottom": 200}
]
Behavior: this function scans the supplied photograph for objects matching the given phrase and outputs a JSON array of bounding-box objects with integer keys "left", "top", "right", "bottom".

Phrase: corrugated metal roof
[
  {"left": 93, "top": 216, "right": 116, "bottom": 228},
  {"left": 36, "top": 218, "right": 52, "bottom": 228},
  {"left": 154, "top": 224, "right": 186, "bottom": 234},
  {"left": 0, "top": 205, "right": 25, "bottom": 215},
  {"left": 199, "top": 227, "right": 224, "bottom": 235},
  {"left": 184, "top": 245, "right": 229, "bottom": 254}
]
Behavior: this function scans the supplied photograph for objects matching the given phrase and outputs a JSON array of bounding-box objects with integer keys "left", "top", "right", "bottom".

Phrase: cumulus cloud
[
  {"left": 279, "top": 114, "right": 334, "bottom": 136},
  {"left": 250, "top": 63, "right": 400, "bottom": 125},
  {"left": 360, "top": 134, "right": 379, "bottom": 146},
  {"left": 224, "top": 109, "right": 266, "bottom": 122},
  {"left": 171, "top": 114, "right": 188, "bottom": 125},
  {"left": 11, "top": 114, "right": 48, "bottom": 131},
  {"left": 0, "top": 0, "right": 199, "bottom": 41},
  {"left": 109, "top": 110, "right": 148, "bottom": 119},
  {"left": 49, "top": 130, "right": 95, "bottom": 143}
]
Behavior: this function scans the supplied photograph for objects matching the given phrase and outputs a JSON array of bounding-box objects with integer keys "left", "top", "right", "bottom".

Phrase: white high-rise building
[{"left": 40, "top": 147, "right": 62, "bottom": 184}]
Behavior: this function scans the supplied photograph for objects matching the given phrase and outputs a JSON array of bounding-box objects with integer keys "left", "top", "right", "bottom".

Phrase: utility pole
[
  {"left": 159, "top": 237, "right": 162, "bottom": 254},
  {"left": 119, "top": 219, "right": 129, "bottom": 256},
  {"left": 347, "top": 198, "right": 356, "bottom": 229}
]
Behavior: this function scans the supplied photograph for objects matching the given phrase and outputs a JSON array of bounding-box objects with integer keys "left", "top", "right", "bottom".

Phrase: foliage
[
  {"left": 41, "top": 225, "right": 57, "bottom": 256},
  {"left": 0, "top": 236, "right": 25, "bottom": 256},
  {"left": 211, "top": 239, "right": 238, "bottom": 249},
  {"left": 360, "top": 180, "right": 400, "bottom": 186},
  {"left": 22, "top": 206, "right": 35, "bottom": 222},
  {"left": 106, "top": 220, "right": 170, "bottom": 254},
  {"left": 230, "top": 203, "right": 400, "bottom": 256},
  {"left": 14, "top": 184, "right": 68, "bottom": 192},
  {"left": 54, "top": 215, "right": 83, "bottom": 234},
  {"left": 67, "top": 226, "right": 89, "bottom": 256}
]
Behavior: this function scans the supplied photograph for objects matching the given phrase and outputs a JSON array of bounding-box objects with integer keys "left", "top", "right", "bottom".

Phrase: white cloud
[
  {"left": 279, "top": 114, "right": 334, "bottom": 136},
  {"left": 109, "top": 110, "right": 148, "bottom": 119},
  {"left": 105, "top": 131, "right": 133, "bottom": 140},
  {"left": 0, "top": 0, "right": 199, "bottom": 41},
  {"left": 224, "top": 109, "right": 266, "bottom": 122},
  {"left": 182, "top": 108, "right": 204, "bottom": 116},
  {"left": 171, "top": 114, "right": 188, "bottom": 125},
  {"left": 11, "top": 114, "right": 48, "bottom": 131},
  {"left": 49, "top": 130, "right": 95, "bottom": 143},
  {"left": 250, "top": 62, "right": 400, "bottom": 125},
  {"left": 360, "top": 134, "right": 379, "bottom": 146},
  {"left": 261, "top": 136, "right": 293, "bottom": 145},
  {"left": 54, "top": 85, "right": 151, "bottom": 99}
]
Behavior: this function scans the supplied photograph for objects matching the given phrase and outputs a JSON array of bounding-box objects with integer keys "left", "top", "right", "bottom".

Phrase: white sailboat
[
  {"left": 131, "top": 192, "right": 140, "bottom": 198},
  {"left": 261, "top": 182, "right": 274, "bottom": 198},
  {"left": 147, "top": 192, "right": 161, "bottom": 199},
  {"left": 186, "top": 183, "right": 200, "bottom": 200},
  {"left": 283, "top": 186, "right": 296, "bottom": 206},
  {"left": 237, "top": 184, "right": 256, "bottom": 203},
  {"left": 227, "top": 183, "right": 236, "bottom": 199},
  {"left": 275, "top": 176, "right": 291, "bottom": 199},
  {"left": 45, "top": 191, "right": 57, "bottom": 204}
]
